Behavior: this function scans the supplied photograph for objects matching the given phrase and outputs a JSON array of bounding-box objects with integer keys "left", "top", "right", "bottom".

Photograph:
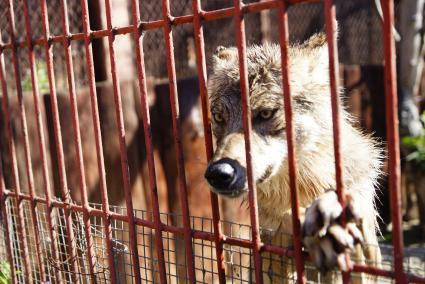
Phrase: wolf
[{"left": 204, "top": 32, "right": 382, "bottom": 283}]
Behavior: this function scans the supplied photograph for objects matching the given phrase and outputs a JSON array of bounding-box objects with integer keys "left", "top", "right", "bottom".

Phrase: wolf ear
[
  {"left": 212, "top": 46, "right": 238, "bottom": 69},
  {"left": 301, "top": 23, "right": 339, "bottom": 80},
  {"left": 301, "top": 32, "right": 327, "bottom": 50},
  {"left": 301, "top": 32, "right": 329, "bottom": 79},
  {"left": 301, "top": 21, "right": 339, "bottom": 50}
]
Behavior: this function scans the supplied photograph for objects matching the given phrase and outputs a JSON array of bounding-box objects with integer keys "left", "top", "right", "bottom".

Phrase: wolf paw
[{"left": 302, "top": 191, "right": 363, "bottom": 273}]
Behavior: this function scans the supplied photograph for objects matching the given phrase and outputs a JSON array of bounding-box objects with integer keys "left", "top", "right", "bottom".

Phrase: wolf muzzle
[{"left": 204, "top": 158, "right": 246, "bottom": 197}]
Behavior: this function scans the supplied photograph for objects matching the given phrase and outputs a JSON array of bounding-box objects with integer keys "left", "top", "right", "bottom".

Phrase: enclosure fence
[{"left": 0, "top": 0, "right": 424, "bottom": 283}]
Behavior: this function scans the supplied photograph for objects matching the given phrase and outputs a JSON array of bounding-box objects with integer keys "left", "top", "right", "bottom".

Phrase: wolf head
[{"left": 204, "top": 33, "right": 334, "bottom": 197}]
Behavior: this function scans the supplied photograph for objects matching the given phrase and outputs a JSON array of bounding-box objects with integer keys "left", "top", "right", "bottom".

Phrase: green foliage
[
  {"left": 401, "top": 111, "right": 425, "bottom": 170},
  {"left": 0, "top": 261, "right": 11, "bottom": 284},
  {"left": 21, "top": 60, "right": 49, "bottom": 94}
]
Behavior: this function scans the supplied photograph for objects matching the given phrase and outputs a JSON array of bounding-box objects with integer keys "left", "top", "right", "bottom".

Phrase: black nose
[{"left": 204, "top": 158, "right": 246, "bottom": 193}]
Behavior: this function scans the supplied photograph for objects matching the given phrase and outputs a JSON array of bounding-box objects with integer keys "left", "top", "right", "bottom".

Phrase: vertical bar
[
  {"left": 78, "top": 0, "right": 114, "bottom": 280},
  {"left": 79, "top": 0, "right": 142, "bottom": 282},
  {"left": 74, "top": 0, "right": 118, "bottom": 279},
  {"left": 381, "top": 1, "right": 406, "bottom": 283},
  {"left": 323, "top": 2, "right": 351, "bottom": 282},
  {"left": 88, "top": 0, "right": 108, "bottom": 82},
  {"left": 191, "top": 1, "right": 226, "bottom": 283},
  {"left": 129, "top": 1, "right": 168, "bottom": 283},
  {"left": 277, "top": 1, "right": 305, "bottom": 283},
  {"left": 40, "top": 0, "right": 99, "bottom": 282},
  {"left": 233, "top": 1, "right": 263, "bottom": 283},
  {"left": 5, "top": 2, "right": 35, "bottom": 282},
  {"left": 324, "top": 0, "right": 345, "bottom": 213},
  {"left": 21, "top": 2, "right": 67, "bottom": 282},
  {"left": 59, "top": 0, "right": 117, "bottom": 282},
  {"left": 103, "top": 0, "right": 142, "bottom": 282},
  {"left": 0, "top": 35, "right": 19, "bottom": 283},
  {"left": 161, "top": 0, "right": 196, "bottom": 282},
  {"left": 0, "top": 120, "right": 17, "bottom": 284}
]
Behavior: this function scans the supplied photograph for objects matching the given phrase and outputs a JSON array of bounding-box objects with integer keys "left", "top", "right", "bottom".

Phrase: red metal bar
[
  {"left": 4, "top": 3, "right": 37, "bottom": 282},
  {"left": 161, "top": 0, "right": 197, "bottom": 282},
  {"left": 61, "top": 0, "right": 109, "bottom": 281},
  {"left": 79, "top": 0, "right": 138, "bottom": 281},
  {"left": 233, "top": 1, "right": 263, "bottom": 283},
  {"left": 381, "top": 0, "right": 406, "bottom": 283},
  {"left": 40, "top": 0, "right": 100, "bottom": 282},
  {"left": 64, "top": 0, "right": 107, "bottom": 283},
  {"left": 0, "top": 0, "right": 326, "bottom": 52},
  {"left": 129, "top": 0, "right": 168, "bottom": 283},
  {"left": 191, "top": 0, "right": 226, "bottom": 283},
  {"left": 22, "top": 2, "right": 68, "bottom": 282},
  {"left": 352, "top": 263, "right": 394, "bottom": 278},
  {"left": 2, "top": 185, "right": 424, "bottom": 282},
  {"left": 0, "top": 1, "right": 422, "bottom": 283},
  {"left": 0, "top": 120, "right": 17, "bottom": 284},
  {"left": 276, "top": 1, "right": 306, "bottom": 283},
  {"left": 324, "top": 0, "right": 345, "bottom": 211},
  {"left": 323, "top": 1, "right": 351, "bottom": 283},
  {"left": 103, "top": 0, "right": 142, "bottom": 282}
]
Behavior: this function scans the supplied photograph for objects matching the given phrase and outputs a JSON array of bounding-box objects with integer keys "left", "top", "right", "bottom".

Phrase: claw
[
  {"left": 328, "top": 225, "right": 355, "bottom": 251},
  {"left": 302, "top": 190, "right": 366, "bottom": 273},
  {"left": 346, "top": 222, "right": 364, "bottom": 244},
  {"left": 303, "top": 191, "right": 342, "bottom": 238}
]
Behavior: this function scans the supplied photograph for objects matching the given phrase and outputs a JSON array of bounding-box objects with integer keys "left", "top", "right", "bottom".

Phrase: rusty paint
[
  {"left": 0, "top": 1, "right": 421, "bottom": 283},
  {"left": 277, "top": 1, "right": 306, "bottom": 283},
  {"left": 233, "top": 1, "right": 263, "bottom": 283},
  {"left": 382, "top": 0, "right": 406, "bottom": 283}
]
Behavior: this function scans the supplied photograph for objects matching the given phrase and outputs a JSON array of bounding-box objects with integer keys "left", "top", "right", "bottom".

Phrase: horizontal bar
[
  {"left": 0, "top": 0, "right": 323, "bottom": 51},
  {"left": 1, "top": 2, "right": 419, "bottom": 282},
  {"left": 351, "top": 264, "right": 394, "bottom": 278},
  {"left": 2, "top": 190, "right": 423, "bottom": 283}
]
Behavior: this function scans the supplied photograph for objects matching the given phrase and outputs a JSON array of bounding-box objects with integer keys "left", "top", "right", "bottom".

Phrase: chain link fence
[{"left": 0, "top": 0, "right": 387, "bottom": 92}]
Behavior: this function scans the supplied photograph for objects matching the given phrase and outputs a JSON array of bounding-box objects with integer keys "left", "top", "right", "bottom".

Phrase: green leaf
[
  {"left": 401, "top": 136, "right": 418, "bottom": 149},
  {"left": 21, "top": 60, "right": 49, "bottom": 94},
  {"left": 0, "top": 261, "right": 11, "bottom": 284},
  {"left": 406, "top": 151, "right": 420, "bottom": 161}
]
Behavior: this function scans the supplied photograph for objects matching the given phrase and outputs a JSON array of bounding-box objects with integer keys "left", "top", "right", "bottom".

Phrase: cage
[{"left": 0, "top": 0, "right": 424, "bottom": 283}]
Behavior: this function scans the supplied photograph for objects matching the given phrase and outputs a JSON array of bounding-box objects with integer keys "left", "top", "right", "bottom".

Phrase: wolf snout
[{"left": 204, "top": 158, "right": 246, "bottom": 197}]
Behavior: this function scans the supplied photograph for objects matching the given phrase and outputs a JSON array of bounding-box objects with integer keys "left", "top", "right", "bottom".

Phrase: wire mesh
[
  {"left": 0, "top": 197, "right": 423, "bottom": 283},
  {"left": 0, "top": 0, "right": 397, "bottom": 93},
  {"left": 0, "top": 0, "right": 86, "bottom": 93},
  {"left": 0, "top": 0, "right": 424, "bottom": 283}
]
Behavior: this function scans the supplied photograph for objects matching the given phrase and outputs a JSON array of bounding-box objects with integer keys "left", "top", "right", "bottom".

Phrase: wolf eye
[
  {"left": 212, "top": 113, "right": 224, "bottom": 123},
  {"left": 259, "top": 109, "right": 274, "bottom": 120}
]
